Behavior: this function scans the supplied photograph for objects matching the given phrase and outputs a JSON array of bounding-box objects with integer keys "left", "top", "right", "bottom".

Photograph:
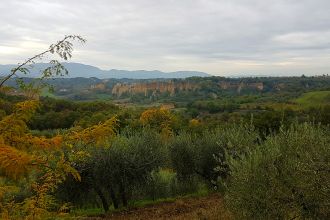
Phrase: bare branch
[{"left": 0, "top": 35, "right": 86, "bottom": 88}]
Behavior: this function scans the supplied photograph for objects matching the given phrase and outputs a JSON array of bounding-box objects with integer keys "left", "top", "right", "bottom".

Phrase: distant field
[
  {"left": 295, "top": 91, "right": 330, "bottom": 107},
  {"left": 41, "top": 88, "right": 58, "bottom": 98}
]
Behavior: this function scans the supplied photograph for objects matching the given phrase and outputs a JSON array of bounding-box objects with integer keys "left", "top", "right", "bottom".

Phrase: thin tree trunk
[
  {"left": 109, "top": 187, "right": 119, "bottom": 209},
  {"left": 119, "top": 183, "right": 128, "bottom": 207},
  {"left": 94, "top": 187, "right": 109, "bottom": 212}
]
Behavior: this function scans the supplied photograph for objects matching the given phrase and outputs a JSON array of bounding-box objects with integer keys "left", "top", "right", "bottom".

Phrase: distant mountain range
[{"left": 0, "top": 62, "right": 211, "bottom": 79}]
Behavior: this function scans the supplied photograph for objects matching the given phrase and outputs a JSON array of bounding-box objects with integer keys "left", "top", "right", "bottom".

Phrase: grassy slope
[
  {"left": 40, "top": 88, "right": 58, "bottom": 99},
  {"left": 295, "top": 91, "right": 330, "bottom": 107}
]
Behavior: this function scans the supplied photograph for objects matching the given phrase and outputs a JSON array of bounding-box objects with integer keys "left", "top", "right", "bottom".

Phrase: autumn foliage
[
  {"left": 0, "top": 35, "right": 119, "bottom": 219},
  {"left": 0, "top": 98, "right": 117, "bottom": 219},
  {"left": 140, "top": 107, "right": 174, "bottom": 138}
]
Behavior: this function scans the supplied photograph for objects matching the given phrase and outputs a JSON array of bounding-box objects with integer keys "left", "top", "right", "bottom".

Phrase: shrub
[
  {"left": 170, "top": 124, "right": 259, "bottom": 188},
  {"left": 225, "top": 123, "right": 330, "bottom": 219},
  {"left": 59, "top": 129, "right": 167, "bottom": 212},
  {"left": 145, "top": 169, "right": 178, "bottom": 200}
]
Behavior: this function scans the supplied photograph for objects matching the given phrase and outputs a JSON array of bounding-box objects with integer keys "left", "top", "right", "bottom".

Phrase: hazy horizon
[
  {"left": 2, "top": 62, "right": 329, "bottom": 78},
  {"left": 1, "top": 0, "right": 330, "bottom": 76}
]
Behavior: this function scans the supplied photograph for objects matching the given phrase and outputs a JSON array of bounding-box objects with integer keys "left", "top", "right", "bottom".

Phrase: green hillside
[{"left": 295, "top": 91, "right": 330, "bottom": 107}]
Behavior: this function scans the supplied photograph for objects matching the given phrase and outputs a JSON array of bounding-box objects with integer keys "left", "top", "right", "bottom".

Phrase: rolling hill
[
  {"left": 0, "top": 62, "right": 211, "bottom": 79},
  {"left": 295, "top": 91, "right": 330, "bottom": 107}
]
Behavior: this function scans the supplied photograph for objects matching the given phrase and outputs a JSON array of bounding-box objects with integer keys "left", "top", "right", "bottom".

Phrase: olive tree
[
  {"left": 226, "top": 123, "right": 330, "bottom": 219},
  {"left": 169, "top": 124, "right": 259, "bottom": 189},
  {"left": 60, "top": 130, "right": 167, "bottom": 212}
]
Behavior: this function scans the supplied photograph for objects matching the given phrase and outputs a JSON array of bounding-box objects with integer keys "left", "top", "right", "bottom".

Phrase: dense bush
[
  {"left": 27, "top": 98, "right": 119, "bottom": 130},
  {"left": 305, "top": 104, "right": 330, "bottom": 125},
  {"left": 132, "top": 163, "right": 202, "bottom": 202},
  {"left": 169, "top": 124, "right": 259, "bottom": 188},
  {"left": 225, "top": 123, "right": 330, "bottom": 219},
  {"left": 58, "top": 130, "right": 167, "bottom": 211}
]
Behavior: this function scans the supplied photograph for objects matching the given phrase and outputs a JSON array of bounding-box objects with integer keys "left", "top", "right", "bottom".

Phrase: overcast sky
[{"left": 1, "top": 0, "right": 330, "bottom": 76}]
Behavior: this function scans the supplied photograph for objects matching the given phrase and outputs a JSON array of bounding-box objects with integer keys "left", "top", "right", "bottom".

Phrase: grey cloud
[{"left": 0, "top": 0, "right": 330, "bottom": 75}]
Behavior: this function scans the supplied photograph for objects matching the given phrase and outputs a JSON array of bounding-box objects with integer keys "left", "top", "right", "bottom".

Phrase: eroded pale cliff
[
  {"left": 112, "top": 81, "right": 198, "bottom": 97},
  {"left": 111, "top": 80, "right": 265, "bottom": 97}
]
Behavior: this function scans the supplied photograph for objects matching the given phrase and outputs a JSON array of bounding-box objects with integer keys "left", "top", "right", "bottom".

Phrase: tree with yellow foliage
[
  {"left": 0, "top": 36, "right": 118, "bottom": 219},
  {"left": 140, "top": 107, "right": 174, "bottom": 138}
]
